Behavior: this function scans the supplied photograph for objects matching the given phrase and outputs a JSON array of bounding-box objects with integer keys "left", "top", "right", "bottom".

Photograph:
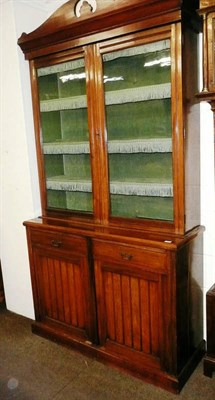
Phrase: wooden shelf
[
  {"left": 40, "top": 83, "right": 171, "bottom": 112},
  {"left": 46, "top": 177, "right": 173, "bottom": 197},
  {"left": 43, "top": 138, "right": 172, "bottom": 155}
]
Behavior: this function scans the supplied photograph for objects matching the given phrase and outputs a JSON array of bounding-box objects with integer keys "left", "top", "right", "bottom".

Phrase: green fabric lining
[
  {"left": 58, "top": 67, "right": 86, "bottom": 98},
  {"left": 110, "top": 194, "right": 173, "bottom": 220},
  {"left": 44, "top": 154, "right": 92, "bottom": 180},
  {"left": 47, "top": 190, "right": 93, "bottom": 212},
  {"left": 66, "top": 191, "right": 93, "bottom": 212},
  {"left": 38, "top": 66, "right": 86, "bottom": 101},
  {"left": 61, "top": 109, "right": 89, "bottom": 141},
  {"left": 63, "top": 154, "right": 92, "bottom": 179},
  {"left": 38, "top": 74, "right": 59, "bottom": 101},
  {"left": 47, "top": 190, "right": 67, "bottom": 209},
  {"left": 41, "top": 112, "right": 62, "bottom": 142},
  {"left": 44, "top": 155, "right": 65, "bottom": 178},
  {"left": 109, "top": 153, "right": 173, "bottom": 183},
  {"left": 103, "top": 49, "right": 171, "bottom": 92},
  {"left": 106, "top": 99, "right": 171, "bottom": 140},
  {"left": 41, "top": 109, "right": 89, "bottom": 143}
]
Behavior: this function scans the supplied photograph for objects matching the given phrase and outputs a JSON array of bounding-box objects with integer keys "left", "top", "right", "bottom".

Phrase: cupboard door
[
  {"left": 102, "top": 38, "right": 173, "bottom": 222},
  {"left": 30, "top": 231, "right": 97, "bottom": 343},
  {"left": 93, "top": 240, "right": 172, "bottom": 371}
]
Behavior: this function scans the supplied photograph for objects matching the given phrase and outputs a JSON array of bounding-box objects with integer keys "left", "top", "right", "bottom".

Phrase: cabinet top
[
  {"left": 18, "top": 0, "right": 200, "bottom": 59},
  {"left": 23, "top": 218, "right": 204, "bottom": 251}
]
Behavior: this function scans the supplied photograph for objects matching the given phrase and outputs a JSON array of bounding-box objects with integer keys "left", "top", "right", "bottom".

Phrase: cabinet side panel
[
  {"left": 176, "top": 246, "right": 190, "bottom": 371},
  {"left": 176, "top": 237, "right": 204, "bottom": 372},
  {"left": 189, "top": 235, "right": 204, "bottom": 349}
]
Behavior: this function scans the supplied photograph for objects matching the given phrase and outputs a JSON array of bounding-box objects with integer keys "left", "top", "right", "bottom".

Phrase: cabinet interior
[{"left": 37, "top": 37, "right": 174, "bottom": 222}]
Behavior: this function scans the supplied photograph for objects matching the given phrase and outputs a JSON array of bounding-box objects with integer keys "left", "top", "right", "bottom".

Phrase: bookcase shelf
[
  {"left": 46, "top": 177, "right": 173, "bottom": 198},
  {"left": 43, "top": 138, "right": 172, "bottom": 155},
  {"left": 40, "top": 83, "right": 171, "bottom": 112}
]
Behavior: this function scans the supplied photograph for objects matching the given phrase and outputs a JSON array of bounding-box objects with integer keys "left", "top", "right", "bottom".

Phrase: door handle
[
  {"left": 120, "top": 252, "right": 133, "bottom": 261},
  {"left": 51, "top": 240, "right": 62, "bottom": 248}
]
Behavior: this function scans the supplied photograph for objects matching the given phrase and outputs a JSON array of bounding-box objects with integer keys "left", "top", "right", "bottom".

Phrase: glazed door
[
  {"left": 102, "top": 37, "right": 173, "bottom": 222},
  {"left": 33, "top": 49, "right": 95, "bottom": 216},
  {"left": 96, "top": 24, "right": 184, "bottom": 232}
]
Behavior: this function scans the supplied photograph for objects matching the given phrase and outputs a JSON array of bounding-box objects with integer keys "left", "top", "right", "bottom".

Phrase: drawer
[
  {"left": 93, "top": 240, "right": 167, "bottom": 271},
  {"left": 30, "top": 229, "right": 88, "bottom": 255}
]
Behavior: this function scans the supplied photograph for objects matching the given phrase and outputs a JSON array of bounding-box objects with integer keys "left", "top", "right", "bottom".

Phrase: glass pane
[
  {"left": 37, "top": 59, "right": 93, "bottom": 213},
  {"left": 103, "top": 39, "right": 173, "bottom": 221}
]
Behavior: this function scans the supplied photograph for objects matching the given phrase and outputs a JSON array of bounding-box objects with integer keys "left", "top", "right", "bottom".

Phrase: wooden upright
[
  {"left": 198, "top": 0, "right": 215, "bottom": 139},
  {"left": 18, "top": 0, "right": 204, "bottom": 393}
]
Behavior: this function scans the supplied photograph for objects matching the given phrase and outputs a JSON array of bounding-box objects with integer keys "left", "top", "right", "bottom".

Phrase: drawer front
[
  {"left": 30, "top": 229, "right": 88, "bottom": 254},
  {"left": 93, "top": 240, "right": 168, "bottom": 272}
]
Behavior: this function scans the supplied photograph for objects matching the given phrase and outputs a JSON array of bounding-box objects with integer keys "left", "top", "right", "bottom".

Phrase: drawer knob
[
  {"left": 121, "top": 252, "right": 133, "bottom": 261},
  {"left": 51, "top": 240, "right": 62, "bottom": 248}
]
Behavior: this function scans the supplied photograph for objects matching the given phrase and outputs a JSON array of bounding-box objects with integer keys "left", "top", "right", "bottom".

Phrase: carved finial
[{"left": 75, "top": 0, "right": 97, "bottom": 18}]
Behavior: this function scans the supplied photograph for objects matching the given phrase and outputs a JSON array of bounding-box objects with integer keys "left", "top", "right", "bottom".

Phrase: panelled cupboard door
[
  {"left": 29, "top": 231, "right": 97, "bottom": 343},
  {"left": 93, "top": 240, "right": 173, "bottom": 373}
]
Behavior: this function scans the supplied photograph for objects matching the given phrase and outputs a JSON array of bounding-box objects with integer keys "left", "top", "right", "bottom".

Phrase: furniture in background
[
  {"left": 197, "top": 0, "right": 215, "bottom": 378},
  {"left": 198, "top": 0, "right": 215, "bottom": 136},
  {"left": 204, "top": 284, "right": 215, "bottom": 377},
  {"left": 18, "top": 0, "right": 204, "bottom": 393},
  {"left": 198, "top": 1, "right": 215, "bottom": 96}
]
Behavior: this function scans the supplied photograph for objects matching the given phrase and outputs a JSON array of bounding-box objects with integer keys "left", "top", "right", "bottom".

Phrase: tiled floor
[{"left": 0, "top": 306, "right": 214, "bottom": 400}]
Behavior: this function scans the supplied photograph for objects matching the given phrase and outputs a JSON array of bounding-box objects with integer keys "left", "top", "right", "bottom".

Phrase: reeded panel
[
  {"left": 102, "top": 269, "right": 160, "bottom": 357},
  {"left": 37, "top": 59, "right": 93, "bottom": 213},
  {"left": 103, "top": 39, "right": 173, "bottom": 221},
  {"left": 37, "top": 254, "right": 86, "bottom": 329}
]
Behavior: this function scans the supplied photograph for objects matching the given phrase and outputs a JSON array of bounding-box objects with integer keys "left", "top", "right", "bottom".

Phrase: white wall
[
  {"left": 0, "top": 0, "right": 73, "bottom": 319},
  {"left": 0, "top": 0, "right": 47, "bottom": 318},
  {"left": 0, "top": 0, "right": 215, "bottom": 329},
  {"left": 200, "top": 102, "right": 215, "bottom": 333}
]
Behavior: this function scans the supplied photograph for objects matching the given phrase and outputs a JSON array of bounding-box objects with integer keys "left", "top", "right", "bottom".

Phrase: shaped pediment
[{"left": 18, "top": 0, "right": 196, "bottom": 59}]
